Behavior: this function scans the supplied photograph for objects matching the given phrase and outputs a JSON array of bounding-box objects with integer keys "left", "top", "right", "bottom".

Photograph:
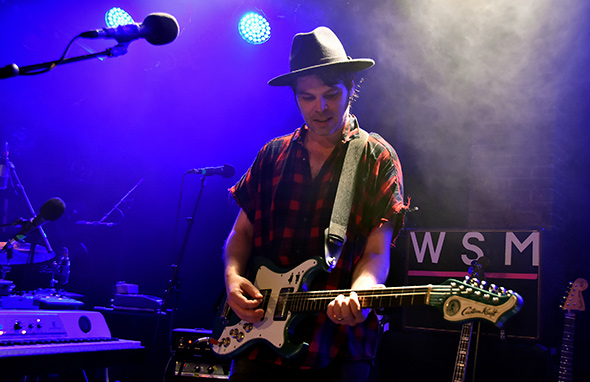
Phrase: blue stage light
[
  {"left": 238, "top": 12, "right": 271, "bottom": 45},
  {"left": 105, "top": 7, "right": 135, "bottom": 28}
]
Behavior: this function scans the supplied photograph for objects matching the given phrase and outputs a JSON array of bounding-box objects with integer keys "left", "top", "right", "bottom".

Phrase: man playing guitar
[{"left": 222, "top": 26, "right": 406, "bottom": 382}]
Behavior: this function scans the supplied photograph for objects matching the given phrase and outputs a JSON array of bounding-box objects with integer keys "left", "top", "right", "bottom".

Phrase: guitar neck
[
  {"left": 558, "top": 312, "right": 576, "bottom": 382},
  {"left": 287, "top": 285, "right": 447, "bottom": 313},
  {"left": 451, "top": 322, "right": 474, "bottom": 382}
]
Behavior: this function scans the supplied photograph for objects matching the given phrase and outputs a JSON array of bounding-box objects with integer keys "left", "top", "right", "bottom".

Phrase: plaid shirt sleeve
[{"left": 230, "top": 133, "right": 294, "bottom": 223}]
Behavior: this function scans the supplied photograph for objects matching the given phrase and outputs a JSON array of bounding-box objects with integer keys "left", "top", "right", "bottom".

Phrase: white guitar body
[{"left": 213, "top": 258, "right": 319, "bottom": 358}]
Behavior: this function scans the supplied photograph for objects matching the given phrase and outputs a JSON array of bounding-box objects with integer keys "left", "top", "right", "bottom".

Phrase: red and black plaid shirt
[{"left": 230, "top": 115, "right": 405, "bottom": 368}]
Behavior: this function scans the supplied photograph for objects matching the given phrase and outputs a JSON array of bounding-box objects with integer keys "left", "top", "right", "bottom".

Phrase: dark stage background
[{"left": 1, "top": 1, "right": 589, "bottom": 381}]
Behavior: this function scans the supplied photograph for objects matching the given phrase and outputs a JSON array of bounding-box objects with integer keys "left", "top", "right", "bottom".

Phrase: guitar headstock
[
  {"left": 438, "top": 278, "right": 523, "bottom": 327},
  {"left": 561, "top": 278, "right": 588, "bottom": 313}
]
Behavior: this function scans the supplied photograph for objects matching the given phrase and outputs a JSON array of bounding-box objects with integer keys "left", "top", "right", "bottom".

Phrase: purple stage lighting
[
  {"left": 238, "top": 12, "right": 271, "bottom": 45},
  {"left": 105, "top": 7, "right": 135, "bottom": 28}
]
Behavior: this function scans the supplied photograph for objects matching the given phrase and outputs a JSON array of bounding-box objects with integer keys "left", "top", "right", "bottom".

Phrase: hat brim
[{"left": 267, "top": 58, "right": 375, "bottom": 87}]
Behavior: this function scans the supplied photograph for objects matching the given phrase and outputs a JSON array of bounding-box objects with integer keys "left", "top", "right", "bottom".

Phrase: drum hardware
[
  {"left": 75, "top": 178, "right": 144, "bottom": 227},
  {"left": 39, "top": 247, "right": 71, "bottom": 287},
  {"left": 0, "top": 143, "right": 56, "bottom": 259},
  {"left": 0, "top": 241, "right": 54, "bottom": 265}
]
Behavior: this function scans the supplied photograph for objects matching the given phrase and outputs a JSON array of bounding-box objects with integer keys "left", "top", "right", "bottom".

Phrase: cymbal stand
[{"left": 1, "top": 151, "right": 53, "bottom": 257}]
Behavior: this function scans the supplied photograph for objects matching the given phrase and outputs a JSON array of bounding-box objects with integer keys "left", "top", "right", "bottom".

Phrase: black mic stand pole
[
  {"left": 0, "top": 43, "right": 130, "bottom": 79},
  {"left": 161, "top": 175, "right": 208, "bottom": 317}
]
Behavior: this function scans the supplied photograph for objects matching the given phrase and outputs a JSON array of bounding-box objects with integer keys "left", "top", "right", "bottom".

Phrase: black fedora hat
[{"left": 268, "top": 26, "right": 375, "bottom": 87}]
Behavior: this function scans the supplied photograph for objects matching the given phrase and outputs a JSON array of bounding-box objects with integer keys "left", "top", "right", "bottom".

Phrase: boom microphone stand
[{"left": 0, "top": 43, "right": 130, "bottom": 79}]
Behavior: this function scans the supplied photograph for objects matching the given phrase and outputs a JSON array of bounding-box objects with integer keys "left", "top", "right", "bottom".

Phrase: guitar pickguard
[{"left": 212, "top": 258, "right": 319, "bottom": 359}]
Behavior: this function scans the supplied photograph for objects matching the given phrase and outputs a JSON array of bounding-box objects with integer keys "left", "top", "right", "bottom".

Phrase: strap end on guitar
[{"left": 324, "top": 227, "right": 346, "bottom": 270}]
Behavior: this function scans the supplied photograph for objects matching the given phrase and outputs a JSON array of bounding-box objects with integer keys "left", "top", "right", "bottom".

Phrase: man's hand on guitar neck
[
  {"left": 327, "top": 223, "right": 392, "bottom": 326},
  {"left": 327, "top": 291, "right": 367, "bottom": 326},
  {"left": 327, "top": 284, "right": 386, "bottom": 326},
  {"left": 226, "top": 273, "right": 265, "bottom": 323}
]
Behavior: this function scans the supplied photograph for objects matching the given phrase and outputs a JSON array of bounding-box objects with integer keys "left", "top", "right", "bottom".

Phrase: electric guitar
[
  {"left": 451, "top": 260, "right": 487, "bottom": 382},
  {"left": 211, "top": 256, "right": 523, "bottom": 359},
  {"left": 558, "top": 278, "right": 587, "bottom": 382}
]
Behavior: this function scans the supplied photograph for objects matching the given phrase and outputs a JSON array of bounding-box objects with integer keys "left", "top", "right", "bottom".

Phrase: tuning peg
[{"left": 489, "top": 283, "right": 498, "bottom": 293}]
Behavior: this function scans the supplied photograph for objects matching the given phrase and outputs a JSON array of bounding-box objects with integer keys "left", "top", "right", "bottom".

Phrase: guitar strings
[{"left": 282, "top": 285, "right": 455, "bottom": 310}]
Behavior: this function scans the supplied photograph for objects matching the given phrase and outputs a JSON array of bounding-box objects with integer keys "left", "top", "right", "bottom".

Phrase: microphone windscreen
[
  {"left": 39, "top": 197, "right": 66, "bottom": 222},
  {"left": 143, "top": 13, "right": 179, "bottom": 45},
  {"left": 222, "top": 164, "right": 236, "bottom": 179}
]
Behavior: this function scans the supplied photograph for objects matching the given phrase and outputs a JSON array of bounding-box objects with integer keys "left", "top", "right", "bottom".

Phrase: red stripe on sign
[{"left": 408, "top": 270, "right": 538, "bottom": 280}]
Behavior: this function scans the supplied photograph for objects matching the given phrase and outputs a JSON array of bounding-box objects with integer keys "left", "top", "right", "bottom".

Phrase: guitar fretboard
[
  {"left": 451, "top": 322, "right": 474, "bottom": 382},
  {"left": 558, "top": 312, "right": 576, "bottom": 382},
  {"left": 284, "top": 284, "right": 452, "bottom": 313}
]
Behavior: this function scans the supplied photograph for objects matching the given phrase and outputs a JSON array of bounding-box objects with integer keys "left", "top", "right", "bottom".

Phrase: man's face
[{"left": 295, "top": 74, "right": 351, "bottom": 138}]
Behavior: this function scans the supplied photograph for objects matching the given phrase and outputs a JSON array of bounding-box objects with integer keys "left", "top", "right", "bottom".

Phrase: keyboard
[{"left": 0, "top": 309, "right": 143, "bottom": 358}]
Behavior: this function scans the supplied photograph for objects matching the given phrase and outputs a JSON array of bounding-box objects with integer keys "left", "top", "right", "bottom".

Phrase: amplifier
[
  {"left": 172, "top": 358, "right": 229, "bottom": 380},
  {"left": 166, "top": 328, "right": 230, "bottom": 381},
  {"left": 170, "top": 328, "right": 214, "bottom": 353}
]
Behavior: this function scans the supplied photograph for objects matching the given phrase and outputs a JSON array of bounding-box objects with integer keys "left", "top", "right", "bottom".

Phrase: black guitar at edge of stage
[
  {"left": 451, "top": 259, "right": 488, "bottom": 382},
  {"left": 558, "top": 278, "right": 587, "bottom": 382}
]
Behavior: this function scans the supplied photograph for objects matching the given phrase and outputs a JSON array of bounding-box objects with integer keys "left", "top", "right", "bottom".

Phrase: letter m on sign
[
  {"left": 410, "top": 231, "right": 446, "bottom": 264},
  {"left": 505, "top": 231, "right": 540, "bottom": 266}
]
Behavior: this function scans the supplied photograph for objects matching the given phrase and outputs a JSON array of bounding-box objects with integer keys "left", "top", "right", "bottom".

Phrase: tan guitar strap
[{"left": 324, "top": 128, "right": 369, "bottom": 269}]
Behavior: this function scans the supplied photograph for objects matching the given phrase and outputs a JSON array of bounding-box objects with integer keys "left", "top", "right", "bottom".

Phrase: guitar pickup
[
  {"left": 274, "top": 287, "right": 294, "bottom": 321},
  {"left": 258, "top": 289, "right": 271, "bottom": 320}
]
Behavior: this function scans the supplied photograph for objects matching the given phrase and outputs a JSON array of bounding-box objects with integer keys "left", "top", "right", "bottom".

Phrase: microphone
[
  {"left": 188, "top": 164, "right": 236, "bottom": 178},
  {"left": 80, "top": 13, "right": 179, "bottom": 45},
  {"left": 0, "top": 197, "right": 66, "bottom": 254},
  {"left": 0, "top": 142, "right": 9, "bottom": 190}
]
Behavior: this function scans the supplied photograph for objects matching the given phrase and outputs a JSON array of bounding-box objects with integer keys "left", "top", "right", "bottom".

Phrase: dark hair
[{"left": 290, "top": 68, "right": 360, "bottom": 102}]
